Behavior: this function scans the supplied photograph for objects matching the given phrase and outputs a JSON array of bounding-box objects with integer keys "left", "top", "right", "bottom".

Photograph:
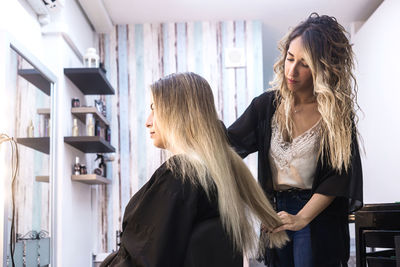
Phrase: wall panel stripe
[
  {"left": 117, "top": 25, "right": 131, "bottom": 213},
  {"left": 176, "top": 23, "right": 187, "bottom": 72},
  {"left": 194, "top": 22, "right": 203, "bottom": 74}
]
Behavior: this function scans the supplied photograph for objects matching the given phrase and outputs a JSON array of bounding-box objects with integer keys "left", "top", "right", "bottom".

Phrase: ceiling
[{"left": 100, "top": 0, "right": 383, "bottom": 34}]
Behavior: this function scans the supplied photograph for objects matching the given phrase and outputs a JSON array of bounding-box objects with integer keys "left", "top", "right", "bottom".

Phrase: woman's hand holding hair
[
  {"left": 273, "top": 211, "right": 310, "bottom": 232},
  {"left": 272, "top": 193, "right": 336, "bottom": 233}
]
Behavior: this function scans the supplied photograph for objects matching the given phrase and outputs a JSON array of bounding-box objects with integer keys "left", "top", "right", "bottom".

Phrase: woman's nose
[
  {"left": 145, "top": 113, "right": 153, "bottom": 128},
  {"left": 289, "top": 63, "right": 298, "bottom": 77}
]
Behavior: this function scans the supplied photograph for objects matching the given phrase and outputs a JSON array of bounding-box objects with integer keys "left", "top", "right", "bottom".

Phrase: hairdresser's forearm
[
  {"left": 297, "top": 193, "right": 335, "bottom": 224},
  {"left": 273, "top": 193, "right": 335, "bottom": 232}
]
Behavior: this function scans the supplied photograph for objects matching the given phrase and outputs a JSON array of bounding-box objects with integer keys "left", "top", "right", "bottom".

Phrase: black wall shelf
[
  {"left": 18, "top": 69, "right": 51, "bottom": 96},
  {"left": 64, "top": 136, "right": 115, "bottom": 153},
  {"left": 64, "top": 68, "right": 115, "bottom": 95},
  {"left": 17, "top": 137, "right": 50, "bottom": 154}
]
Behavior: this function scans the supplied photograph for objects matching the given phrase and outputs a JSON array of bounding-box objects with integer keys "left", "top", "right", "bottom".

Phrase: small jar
[
  {"left": 71, "top": 98, "right": 80, "bottom": 108},
  {"left": 80, "top": 164, "right": 87, "bottom": 175}
]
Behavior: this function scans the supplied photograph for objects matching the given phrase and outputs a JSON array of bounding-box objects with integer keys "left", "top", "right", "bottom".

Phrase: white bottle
[
  {"left": 27, "top": 120, "right": 34, "bottom": 137},
  {"left": 87, "top": 117, "right": 94, "bottom": 136},
  {"left": 72, "top": 118, "right": 79, "bottom": 136}
]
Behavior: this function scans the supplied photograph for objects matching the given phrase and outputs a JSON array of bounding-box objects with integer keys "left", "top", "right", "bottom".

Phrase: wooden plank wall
[{"left": 96, "top": 20, "right": 264, "bottom": 252}]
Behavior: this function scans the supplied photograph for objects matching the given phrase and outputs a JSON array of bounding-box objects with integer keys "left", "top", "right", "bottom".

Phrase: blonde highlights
[
  {"left": 271, "top": 13, "right": 359, "bottom": 173},
  {"left": 151, "top": 72, "right": 288, "bottom": 256}
]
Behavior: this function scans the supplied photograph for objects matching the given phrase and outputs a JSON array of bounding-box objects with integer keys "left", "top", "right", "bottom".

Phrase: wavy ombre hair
[
  {"left": 150, "top": 72, "right": 288, "bottom": 256},
  {"left": 270, "top": 13, "right": 359, "bottom": 173}
]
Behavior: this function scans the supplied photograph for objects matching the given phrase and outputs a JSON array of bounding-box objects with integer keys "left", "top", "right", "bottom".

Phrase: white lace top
[{"left": 269, "top": 115, "right": 321, "bottom": 190}]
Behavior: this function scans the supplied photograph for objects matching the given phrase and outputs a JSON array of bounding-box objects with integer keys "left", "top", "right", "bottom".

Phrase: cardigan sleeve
[
  {"left": 227, "top": 96, "right": 262, "bottom": 158},
  {"left": 313, "top": 131, "right": 363, "bottom": 213}
]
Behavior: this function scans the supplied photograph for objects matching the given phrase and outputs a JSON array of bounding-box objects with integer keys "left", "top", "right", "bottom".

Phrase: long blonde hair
[
  {"left": 270, "top": 13, "right": 359, "bottom": 173},
  {"left": 151, "top": 72, "right": 288, "bottom": 256}
]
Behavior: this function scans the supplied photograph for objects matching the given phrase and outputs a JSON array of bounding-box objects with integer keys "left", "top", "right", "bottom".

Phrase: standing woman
[
  {"left": 101, "top": 72, "right": 288, "bottom": 267},
  {"left": 228, "top": 13, "right": 363, "bottom": 267}
]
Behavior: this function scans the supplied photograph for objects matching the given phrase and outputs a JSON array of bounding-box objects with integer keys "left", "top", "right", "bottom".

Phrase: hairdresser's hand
[{"left": 272, "top": 211, "right": 310, "bottom": 233}]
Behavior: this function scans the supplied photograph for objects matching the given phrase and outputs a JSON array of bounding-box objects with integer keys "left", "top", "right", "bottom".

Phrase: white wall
[
  {"left": 353, "top": 0, "right": 400, "bottom": 204},
  {"left": 0, "top": 0, "right": 45, "bottom": 60},
  {"left": 0, "top": 0, "right": 98, "bottom": 266}
]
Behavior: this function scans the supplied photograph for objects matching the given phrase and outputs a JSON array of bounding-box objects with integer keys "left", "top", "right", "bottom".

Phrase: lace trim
[{"left": 270, "top": 116, "right": 321, "bottom": 169}]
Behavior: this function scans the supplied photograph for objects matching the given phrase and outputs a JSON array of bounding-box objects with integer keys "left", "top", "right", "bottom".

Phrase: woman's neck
[{"left": 293, "top": 89, "right": 316, "bottom": 105}]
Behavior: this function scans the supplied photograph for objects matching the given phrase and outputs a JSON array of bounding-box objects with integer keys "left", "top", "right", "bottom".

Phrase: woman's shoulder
[
  {"left": 151, "top": 159, "right": 180, "bottom": 185},
  {"left": 152, "top": 157, "right": 199, "bottom": 195},
  {"left": 252, "top": 89, "right": 277, "bottom": 108}
]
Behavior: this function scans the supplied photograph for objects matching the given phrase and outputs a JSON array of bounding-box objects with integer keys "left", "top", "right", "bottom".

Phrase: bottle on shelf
[
  {"left": 95, "top": 120, "right": 102, "bottom": 137},
  {"left": 94, "top": 154, "right": 106, "bottom": 177},
  {"left": 80, "top": 164, "right": 87, "bottom": 174},
  {"left": 73, "top": 157, "right": 81, "bottom": 175},
  {"left": 94, "top": 99, "right": 102, "bottom": 113},
  {"left": 72, "top": 118, "right": 79, "bottom": 137},
  {"left": 87, "top": 117, "right": 94, "bottom": 136},
  {"left": 27, "top": 120, "right": 34, "bottom": 137},
  {"left": 105, "top": 126, "right": 111, "bottom": 142}
]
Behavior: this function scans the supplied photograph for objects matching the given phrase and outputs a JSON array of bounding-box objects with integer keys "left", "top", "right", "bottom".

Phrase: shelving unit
[
  {"left": 64, "top": 67, "right": 115, "bottom": 185},
  {"left": 18, "top": 69, "right": 51, "bottom": 96},
  {"left": 71, "top": 107, "right": 109, "bottom": 127},
  {"left": 17, "top": 137, "right": 50, "bottom": 154},
  {"left": 64, "top": 68, "right": 115, "bottom": 95},
  {"left": 71, "top": 174, "right": 110, "bottom": 185},
  {"left": 64, "top": 136, "right": 115, "bottom": 153}
]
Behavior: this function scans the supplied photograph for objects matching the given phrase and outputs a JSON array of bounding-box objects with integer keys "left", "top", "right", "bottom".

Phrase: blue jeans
[{"left": 274, "top": 190, "right": 313, "bottom": 267}]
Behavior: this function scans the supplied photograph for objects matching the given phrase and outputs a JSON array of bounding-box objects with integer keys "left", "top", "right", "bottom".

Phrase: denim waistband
[{"left": 274, "top": 188, "right": 312, "bottom": 208}]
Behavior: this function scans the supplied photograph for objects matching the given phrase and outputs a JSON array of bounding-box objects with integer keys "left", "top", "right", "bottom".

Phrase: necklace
[
  {"left": 293, "top": 100, "right": 316, "bottom": 113},
  {"left": 293, "top": 107, "right": 302, "bottom": 113}
]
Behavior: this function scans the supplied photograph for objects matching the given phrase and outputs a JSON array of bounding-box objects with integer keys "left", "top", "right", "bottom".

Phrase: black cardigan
[{"left": 227, "top": 90, "right": 363, "bottom": 266}]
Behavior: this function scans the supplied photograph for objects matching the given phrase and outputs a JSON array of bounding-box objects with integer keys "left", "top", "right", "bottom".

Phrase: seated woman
[{"left": 101, "top": 72, "right": 288, "bottom": 267}]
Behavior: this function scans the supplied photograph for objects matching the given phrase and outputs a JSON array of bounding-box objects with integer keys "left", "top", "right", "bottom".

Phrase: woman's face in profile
[
  {"left": 284, "top": 36, "right": 313, "bottom": 93},
  {"left": 145, "top": 100, "right": 166, "bottom": 149}
]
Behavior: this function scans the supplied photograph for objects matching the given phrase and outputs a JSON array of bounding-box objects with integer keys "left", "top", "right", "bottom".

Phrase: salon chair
[{"left": 183, "top": 217, "right": 243, "bottom": 267}]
